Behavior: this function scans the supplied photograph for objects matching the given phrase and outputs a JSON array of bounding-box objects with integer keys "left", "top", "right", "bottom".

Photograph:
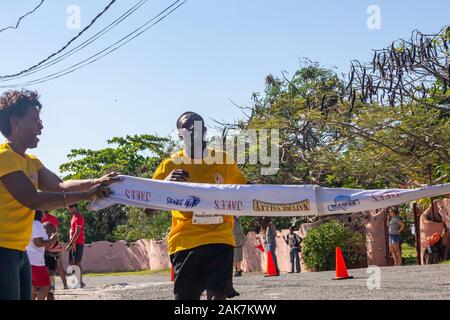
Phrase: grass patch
[
  {"left": 401, "top": 243, "right": 450, "bottom": 265},
  {"left": 401, "top": 243, "right": 418, "bottom": 265},
  {"left": 85, "top": 268, "right": 171, "bottom": 277}
]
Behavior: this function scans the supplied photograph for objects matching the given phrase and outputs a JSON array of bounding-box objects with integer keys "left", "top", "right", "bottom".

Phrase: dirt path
[{"left": 55, "top": 264, "right": 450, "bottom": 300}]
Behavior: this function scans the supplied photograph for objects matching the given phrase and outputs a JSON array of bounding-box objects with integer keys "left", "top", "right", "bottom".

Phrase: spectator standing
[
  {"left": 387, "top": 207, "right": 405, "bottom": 266},
  {"left": 26, "top": 211, "right": 59, "bottom": 300},
  {"left": 264, "top": 218, "right": 280, "bottom": 275},
  {"left": 66, "top": 204, "right": 86, "bottom": 288},
  {"left": 41, "top": 210, "right": 68, "bottom": 293},
  {"left": 283, "top": 226, "right": 302, "bottom": 273}
]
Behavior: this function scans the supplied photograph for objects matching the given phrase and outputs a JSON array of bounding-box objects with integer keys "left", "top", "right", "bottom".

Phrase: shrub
[
  {"left": 112, "top": 207, "right": 171, "bottom": 243},
  {"left": 399, "top": 207, "right": 415, "bottom": 247},
  {"left": 302, "top": 220, "right": 366, "bottom": 271}
]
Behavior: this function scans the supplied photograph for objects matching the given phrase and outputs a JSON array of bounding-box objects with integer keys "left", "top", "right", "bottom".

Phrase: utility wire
[
  {"left": 0, "top": 0, "right": 187, "bottom": 88},
  {"left": 0, "top": 0, "right": 45, "bottom": 33},
  {"left": 0, "top": 0, "right": 117, "bottom": 79},
  {"left": 0, "top": 0, "right": 149, "bottom": 82}
]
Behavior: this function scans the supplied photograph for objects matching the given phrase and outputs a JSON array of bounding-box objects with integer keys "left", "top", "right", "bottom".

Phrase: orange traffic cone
[
  {"left": 333, "top": 247, "right": 353, "bottom": 280},
  {"left": 170, "top": 266, "right": 175, "bottom": 282},
  {"left": 264, "top": 251, "right": 279, "bottom": 277}
]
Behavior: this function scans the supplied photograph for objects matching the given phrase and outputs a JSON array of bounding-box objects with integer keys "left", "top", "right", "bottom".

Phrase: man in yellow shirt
[{"left": 149, "top": 112, "right": 247, "bottom": 300}]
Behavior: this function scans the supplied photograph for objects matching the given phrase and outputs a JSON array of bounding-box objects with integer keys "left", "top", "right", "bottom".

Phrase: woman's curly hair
[{"left": 0, "top": 89, "right": 42, "bottom": 137}]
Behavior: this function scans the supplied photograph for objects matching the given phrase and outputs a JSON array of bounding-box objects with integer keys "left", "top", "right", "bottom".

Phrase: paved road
[{"left": 55, "top": 264, "right": 450, "bottom": 300}]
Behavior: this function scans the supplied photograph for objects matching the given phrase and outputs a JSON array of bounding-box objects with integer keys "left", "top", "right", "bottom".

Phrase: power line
[
  {"left": 0, "top": 0, "right": 188, "bottom": 88},
  {"left": 0, "top": 0, "right": 149, "bottom": 82},
  {"left": 0, "top": 0, "right": 45, "bottom": 34},
  {"left": 3, "top": 0, "right": 186, "bottom": 88},
  {"left": 0, "top": 0, "right": 117, "bottom": 80}
]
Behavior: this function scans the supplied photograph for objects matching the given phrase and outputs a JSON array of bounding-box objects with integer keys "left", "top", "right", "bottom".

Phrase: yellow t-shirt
[
  {"left": 153, "top": 148, "right": 248, "bottom": 255},
  {"left": 0, "top": 143, "right": 43, "bottom": 251}
]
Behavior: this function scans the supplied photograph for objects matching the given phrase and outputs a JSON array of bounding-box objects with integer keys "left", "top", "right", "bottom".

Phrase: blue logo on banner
[
  {"left": 167, "top": 196, "right": 201, "bottom": 209},
  {"left": 328, "top": 195, "right": 360, "bottom": 211},
  {"left": 184, "top": 196, "right": 201, "bottom": 209},
  {"left": 167, "top": 197, "right": 184, "bottom": 206}
]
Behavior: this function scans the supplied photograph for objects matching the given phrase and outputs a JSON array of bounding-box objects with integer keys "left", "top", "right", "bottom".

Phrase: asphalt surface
[{"left": 55, "top": 264, "right": 450, "bottom": 300}]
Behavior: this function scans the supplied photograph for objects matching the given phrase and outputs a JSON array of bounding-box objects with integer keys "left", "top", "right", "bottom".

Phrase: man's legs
[
  {"left": 205, "top": 244, "right": 234, "bottom": 300},
  {"left": 226, "top": 274, "right": 240, "bottom": 299},
  {"left": 69, "top": 246, "right": 84, "bottom": 287},
  {"left": 289, "top": 249, "right": 295, "bottom": 273},
  {"left": 227, "top": 260, "right": 241, "bottom": 298},
  {"left": 69, "top": 247, "right": 75, "bottom": 266},
  {"left": 170, "top": 244, "right": 234, "bottom": 300},
  {"left": 233, "top": 261, "right": 242, "bottom": 273},
  {"left": 47, "top": 265, "right": 56, "bottom": 300},
  {"left": 45, "top": 254, "right": 57, "bottom": 299},
  {"left": 233, "top": 246, "right": 243, "bottom": 276},
  {"left": 295, "top": 250, "right": 301, "bottom": 273},
  {"left": 31, "top": 286, "right": 37, "bottom": 300},
  {"left": 36, "top": 285, "right": 50, "bottom": 300},
  {"left": 171, "top": 249, "right": 205, "bottom": 300},
  {"left": 75, "top": 244, "right": 84, "bottom": 286},
  {"left": 47, "top": 275, "right": 55, "bottom": 300},
  {"left": 56, "top": 255, "right": 68, "bottom": 289},
  {"left": 76, "top": 262, "right": 84, "bottom": 286}
]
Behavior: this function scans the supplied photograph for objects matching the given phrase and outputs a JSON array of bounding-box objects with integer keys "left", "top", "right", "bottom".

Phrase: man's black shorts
[
  {"left": 69, "top": 244, "right": 84, "bottom": 263},
  {"left": 170, "top": 243, "right": 234, "bottom": 300}
]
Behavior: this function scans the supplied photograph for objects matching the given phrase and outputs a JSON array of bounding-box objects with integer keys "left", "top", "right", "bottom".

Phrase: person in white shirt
[{"left": 26, "top": 211, "right": 59, "bottom": 300}]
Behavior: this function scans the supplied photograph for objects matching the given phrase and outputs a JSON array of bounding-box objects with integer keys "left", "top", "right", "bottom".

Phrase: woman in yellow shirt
[{"left": 0, "top": 90, "right": 119, "bottom": 300}]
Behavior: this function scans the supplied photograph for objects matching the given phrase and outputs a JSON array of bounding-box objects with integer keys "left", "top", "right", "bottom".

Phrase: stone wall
[
  {"left": 419, "top": 198, "right": 450, "bottom": 264},
  {"left": 61, "top": 200, "right": 450, "bottom": 273},
  {"left": 365, "top": 210, "right": 390, "bottom": 266},
  {"left": 61, "top": 228, "right": 364, "bottom": 274},
  {"left": 60, "top": 239, "right": 170, "bottom": 273}
]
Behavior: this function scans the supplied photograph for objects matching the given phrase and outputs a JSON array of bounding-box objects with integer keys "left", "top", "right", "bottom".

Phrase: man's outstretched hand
[
  {"left": 97, "top": 172, "right": 124, "bottom": 186},
  {"left": 164, "top": 170, "right": 189, "bottom": 182},
  {"left": 145, "top": 170, "right": 189, "bottom": 217}
]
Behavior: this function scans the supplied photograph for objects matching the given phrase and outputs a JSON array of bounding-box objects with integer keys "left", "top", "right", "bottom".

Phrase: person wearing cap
[{"left": 41, "top": 210, "right": 68, "bottom": 294}]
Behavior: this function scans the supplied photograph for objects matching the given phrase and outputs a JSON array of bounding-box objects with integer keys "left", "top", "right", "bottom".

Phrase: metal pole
[
  {"left": 383, "top": 210, "right": 392, "bottom": 266},
  {"left": 413, "top": 202, "right": 421, "bottom": 265},
  {"left": 430, "top": 197, "right": 436, "bottom": 219}
]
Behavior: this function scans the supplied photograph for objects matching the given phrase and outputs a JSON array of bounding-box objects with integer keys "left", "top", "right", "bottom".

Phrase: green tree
[
  {"left": 112, "top": 207, "right": 171, "bottom": 242},
  {"left": 219, "top": 58, "right": 449, "bottom": 232},
  {"left": 330, "top": 101, "right": 450, "bottom": 188},
  {"left": 58, "top": 134, "right": 176, "bottom": 243},
  {"left": 60, "top": 134, "right": 174, "bottom": 179}
]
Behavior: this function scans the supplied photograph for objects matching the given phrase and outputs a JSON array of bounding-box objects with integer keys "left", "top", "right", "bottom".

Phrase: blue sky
[{"left": 0, "top": 0, "right": 449, "bottom": 175}]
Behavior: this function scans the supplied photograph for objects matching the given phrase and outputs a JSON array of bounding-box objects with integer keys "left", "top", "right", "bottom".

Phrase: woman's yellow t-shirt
[
  {"left": 153, "top": 149, "right": 248, "bottom": 255},
  {"left": 0, "top": 143, "right": 43, "bottom": 251}
]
